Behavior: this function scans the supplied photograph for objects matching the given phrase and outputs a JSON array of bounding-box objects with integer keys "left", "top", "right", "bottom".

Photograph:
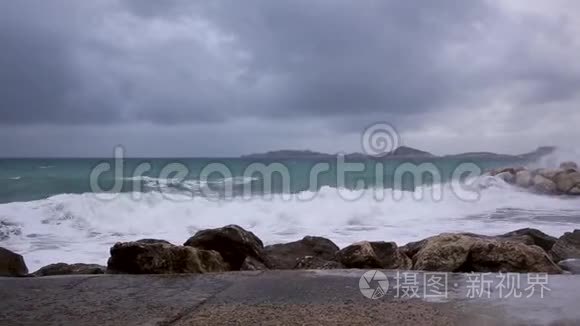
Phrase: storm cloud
[{"left": 1, "top": 0, "right": 579, "bottom": 156}]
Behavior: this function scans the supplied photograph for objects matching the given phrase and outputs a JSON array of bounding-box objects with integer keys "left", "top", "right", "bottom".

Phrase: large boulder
[
  {"left": 411, "top": 233, "right": 562, "bottom": 273},
  {"left": 336, "top": 241, "right": 411, "bottom": 269},
  {"left": 467, "top": 240, "right": 562, "bottom": 274},
  {"left": 532, "top": 175, "right": 557, "bottom": 194},
  {"left": 550, "top": 230, "right": 580, "bottom": 262},
  {"left": 499, "top": 228, "right": 557, "bottom": 252},
  {"left": 555, "top": 172, "right": 580, "bottom": 193},
  {"left": 534, "top": 168, "right": 565, "bottom": 180},
  {"left": 183, "top": 225, "right": 267, "bottom": 270},
  {"left": 264, "top": 236, "right": 339, "bottom": 269},
  {"left": 107, "top": 241, "right": 226, "bottom": 274},
  {"left": 515, "top": 170, "right": 533, "bottom": 188},
  {"left": 0, "top": 247, "right": 28, "bottom": 277},
  {"left": 240, "top": 256, "right": 268, "bottom": 271},
  {"left": 33, "top": 263, "right": 106, "bottom": 277},
  {"left": 560, "top": 161, "right": 578, "bottom": 171},
  {"left": 413, "top": 234, "right": 474, "bottom": 271}
]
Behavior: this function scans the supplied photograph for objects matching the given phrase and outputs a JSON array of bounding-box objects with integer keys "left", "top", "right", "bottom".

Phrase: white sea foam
[
  {"left": 8, "top": 176, "right": 21, "bottom": 180},
  {"left": 0, "top": 179, "right": 579, "bottom": 271}
]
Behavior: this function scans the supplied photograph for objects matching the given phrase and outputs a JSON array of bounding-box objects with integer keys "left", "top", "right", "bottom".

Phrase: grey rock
[
  {"left": 33, "top": 263, "right": 106, "bottom": 277},
  {"left": 107, "top": 241, "right": 227, "bottom": 274},
  {"left": 551, "top": 230, "right": 580, "bottom": 262},
  {"left": 499, "top": 228, "right": 557, "bottom": 252},
  {"left": 532, "top": 175, "right": 557, "bottom": 194},
  {"left": 515, "top": 170, "right": 533, "bottom": 188},
  {"left": 135, "top": 239, "right": 173, "bottom": 245},
  {"left": 412, "top": 233, "right": 562, "bottom": 274},
  {"left": 535, "top": 168, "right": 566, "bottom": 180},
  {"left": 336, "top": 241, "right": 411, "bottom": 269},
  {"left": 467, "top": 240, "right": 562, "bottom": 274},
  {"left": 264, "top": 236, "right": 339, "bottom": 269},
  {"left": 413, "top": 234, "right": 474, "bottom": 272},
  {"left": 0, "top": 247, "right": 28, "bottom": 277},
  {"left": 555, "top": 172, "right": 580, "bottom": 193},
  {"left": 184, "top": 224, "right": 267, "bottom": 270},
  {"left": 240, "top": 256, "right": 268, "bottom": 271}
]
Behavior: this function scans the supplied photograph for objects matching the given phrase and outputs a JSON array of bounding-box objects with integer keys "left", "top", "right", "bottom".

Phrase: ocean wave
[
  {"left": 124, "top": 176, "right": 260, "bottom": 193},
  {"left": 0, "top": 181, "right": 579, "bottom": 271}
]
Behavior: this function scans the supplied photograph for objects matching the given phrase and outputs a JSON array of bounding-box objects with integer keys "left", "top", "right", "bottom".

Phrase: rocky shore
[
  {"left": 489, "top": 161, "right": 580, "bottom": 195},
  {"left": 2, "top": 225, "right": 580, "bottom": 277}
]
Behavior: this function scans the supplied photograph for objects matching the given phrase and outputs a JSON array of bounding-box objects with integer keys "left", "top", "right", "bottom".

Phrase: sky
[{"left": 1, "top": 0, "right": 580, "bottom": 157}]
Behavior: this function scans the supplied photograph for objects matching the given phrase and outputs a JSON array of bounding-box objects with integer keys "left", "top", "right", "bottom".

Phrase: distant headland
[{"left": 242, "top": 146, "right": 556, "bottom": 161}]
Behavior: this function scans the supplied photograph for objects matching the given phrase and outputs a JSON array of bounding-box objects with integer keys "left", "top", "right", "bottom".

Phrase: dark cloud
[{"left": 0, "top": 0, "right": 579, "bottom": 156}]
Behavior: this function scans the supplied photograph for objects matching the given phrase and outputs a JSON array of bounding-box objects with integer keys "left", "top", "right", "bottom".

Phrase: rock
[
  {"left": 400, "top": 239, "right": 429, "bottom": 260},
  {"left": 499, "top": 228, "right": 557, "bottom": 252},
  {"left": 412, "top": 233, "right": 562, "bottom": 273},
  {"left": 555, "top": 172, "right": 580, "bottom": 193},
  {"left": 558, "top": 259, "right": 580, "bottom": 274},
  {"left": 489, "top": 167, "right": 517, "bottom": 176},
  {"left": 183, "top": 225, "right": 267, "bottom": 270},
  {"left": 467, "top": 240, "right": 562, "bottom": 274},
  {"left": 135, "top": 239, "right": 173, "bottom": 245},
  {"left": 532, "top": 175, "right": 557, "bottom": 194},
  {"left": 107, "top": 241, "right": 226, "bottom": 274},
  {"left": 336, "top": 241, "right": 411, "bottom": 269},
  {"left": 32, "top": 263, "right": 106, "bottom": 277},
  {"left": 413, "top": 234, "right": 474, "bottom": 272},
  {"left": 0, "top": 247, "right": 28, "bottom": 277},
  {"left": 550, "top": 230, "right": 580, "bottom": 262},
  {"left": 560, "top": 161, "right": 578, "bottom": 171},
  {"left": 294, "top": 256, "right": 344, "bottom": 269},
  {"left": 264, "top": 236, "right": 339, "bottom": 269},
  {"left": 240, "top": 256, "right": 268, "bottom": 271},
  {"left": 515, "top": 170, "right": 533, "bottom": 188},
  {"left": 534, "top": 168, "right": 566, "bottom": 180}
]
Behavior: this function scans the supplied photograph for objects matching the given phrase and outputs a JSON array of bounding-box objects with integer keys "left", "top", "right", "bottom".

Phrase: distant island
[{"left": 242, "top": 146, "right": 556, "bottom": 161}]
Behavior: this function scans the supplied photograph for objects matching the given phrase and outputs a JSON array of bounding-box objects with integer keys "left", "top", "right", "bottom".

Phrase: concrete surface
[{"left": 1, "top": 270, "right": 580, "bottom": 325}]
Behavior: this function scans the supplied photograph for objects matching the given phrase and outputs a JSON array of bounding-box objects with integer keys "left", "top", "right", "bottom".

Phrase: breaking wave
[{"left": 1, "top": 177, "right": 579, "bottom": 271}]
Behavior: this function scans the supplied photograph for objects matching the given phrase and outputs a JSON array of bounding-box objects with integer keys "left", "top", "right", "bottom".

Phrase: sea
[{"left": 1, "top": 152, "right": 580, "bottom": 271}]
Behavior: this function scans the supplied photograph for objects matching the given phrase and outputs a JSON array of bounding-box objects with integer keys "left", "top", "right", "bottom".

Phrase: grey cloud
[{"left": 1, "top": 0, "right": 580, "bottom": 157}]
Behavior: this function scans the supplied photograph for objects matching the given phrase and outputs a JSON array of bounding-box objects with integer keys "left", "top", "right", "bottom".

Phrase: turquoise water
[{"left": 0, "top": 157, "right": 523, "bottom": 203}]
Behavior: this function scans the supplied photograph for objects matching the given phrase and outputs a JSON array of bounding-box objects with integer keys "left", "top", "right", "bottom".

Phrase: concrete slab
[{"left": 0, "top": 270, "right": 579, "bottom": 325}]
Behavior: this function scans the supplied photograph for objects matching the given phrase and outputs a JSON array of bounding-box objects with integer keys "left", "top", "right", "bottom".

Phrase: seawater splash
[
  {"left": 532, "top": 147, "right": 580, "bottom": 169},
  {"left": 0, "top": 180, "right": 579, "bottom": 271}
]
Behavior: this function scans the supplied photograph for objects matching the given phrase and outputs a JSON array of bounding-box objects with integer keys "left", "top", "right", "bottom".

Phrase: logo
[
  {"left": 359, "top": 270, "right": 389, "bottom": 299},
  {"left": 361, "top": 122, "right": 399, "bottom": 157}
]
